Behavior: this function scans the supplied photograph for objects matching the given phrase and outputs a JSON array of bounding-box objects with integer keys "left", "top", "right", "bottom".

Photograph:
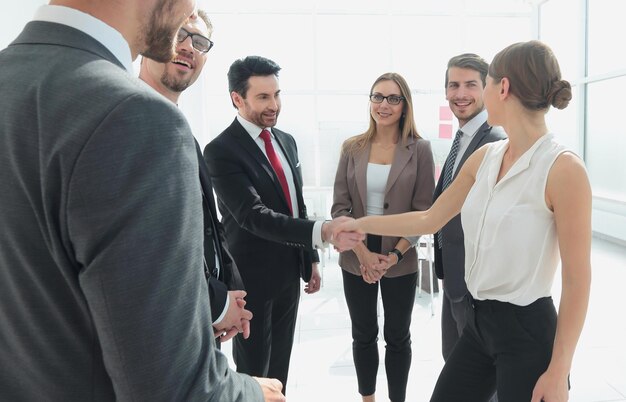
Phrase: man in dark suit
[
  {"left": 139, "top": 9, "right": 252, "bottom": 344},
  {"left": 204, "top": 55, "right": 363, "bottom": 392},
  {"left": 0, "top": 2, "right": 283, "bottom": 401},
  {"left": 434, "top": 53, "right": 507, "bottom": 361}
]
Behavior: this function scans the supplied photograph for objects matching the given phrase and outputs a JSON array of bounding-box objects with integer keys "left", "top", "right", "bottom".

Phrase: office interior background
[
  {"left": 2, "top": 0, "right": 625, "bottom": 400},
  {"left": 4, "top": 0, "right": 624, "bottom": 244}
]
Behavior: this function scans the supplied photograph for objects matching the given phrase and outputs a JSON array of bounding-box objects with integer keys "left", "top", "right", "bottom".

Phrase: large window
[
  {"left": 586, "top": 77, "right": 626, "bottom": 201},
  {"left": 190, "top": 0, "right": 533, "bottom": 204},
  {"left": 539, "top": 0, "right": 626, "bottom": 241}
]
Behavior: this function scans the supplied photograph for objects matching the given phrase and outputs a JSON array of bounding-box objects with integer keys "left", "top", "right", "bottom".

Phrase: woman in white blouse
[
  {"left": 334, "top": 41, "right": 592, "bottom": 402},
  {"left": 331, "top": 72, "right": 435, "bottom": 402}
]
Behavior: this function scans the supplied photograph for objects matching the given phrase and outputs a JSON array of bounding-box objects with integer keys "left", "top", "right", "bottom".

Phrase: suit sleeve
[
  {"left": 67, "top": 94, "right": 262, "bottom": 402},
  {"left": 403, "top": 140, "right": 436, "bottom": 247},
  {"left": 208, "top": 276, "right": 228, "bottom": 323},
  {"left": 412, "top": 140, "right": 436, "bottom": 212},
  {"left": 331, "top": 145, "right": 353, "bottom": 219},
  {"left": 203, "top": 138, "right": 315, "bottom": 250}
]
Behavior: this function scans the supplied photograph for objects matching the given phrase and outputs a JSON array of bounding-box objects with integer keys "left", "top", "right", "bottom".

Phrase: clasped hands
[
  {"left": 321, "top": 216, "right": 365, "bottom": 252},
  {"left": 212, "top": 290, "right": 252, "bottom": 342},
  {"left": 356, "top": 248, "right": 397, "bottom": 284}
]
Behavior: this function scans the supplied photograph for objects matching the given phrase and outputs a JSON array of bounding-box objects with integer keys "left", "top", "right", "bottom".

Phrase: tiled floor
[{"left": 222, "top": 236, "right": 626, "bottom": 401}]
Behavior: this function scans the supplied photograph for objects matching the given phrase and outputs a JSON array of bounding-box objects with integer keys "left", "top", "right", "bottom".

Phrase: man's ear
[{"left": 231, "top": 91, "right": 243, "bottom": 109}]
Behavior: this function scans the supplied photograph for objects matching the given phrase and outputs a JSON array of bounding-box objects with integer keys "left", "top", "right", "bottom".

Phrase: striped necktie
[{"left": 437, "top": 129, "right": 463, "bottom": 247}]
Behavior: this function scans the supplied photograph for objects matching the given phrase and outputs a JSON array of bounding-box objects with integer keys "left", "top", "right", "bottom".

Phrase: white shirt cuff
[
  {"left": 312, "top": 220, "right": 327, "bottom": 249},
  {"left": 212, "top": 292, "right": 229, "bottom": 326}
]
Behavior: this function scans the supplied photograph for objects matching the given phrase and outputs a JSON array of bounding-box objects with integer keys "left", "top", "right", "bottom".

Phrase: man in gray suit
[
  {"left": 0, "top": 1, "right": 283, "bottom": 401},
  {"left": 434, "top": 53, "right": 506, "bottom": 362}
]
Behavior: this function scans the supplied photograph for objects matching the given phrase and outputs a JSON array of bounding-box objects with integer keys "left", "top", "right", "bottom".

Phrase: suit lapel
[
  {"left": 453, "top": 121, "right": 491, "bottom": 180},
  {"left": 273, "top": 129, "right": 302, "bottom": 190},
  {"left": 195, "top": 140, "right": 223, "bottom": 270},
  {"left": 354, "top": 143, "right": 370, "bottom": 215},
  {"left": 229, "top": 120, "right": 293, "bottom": 212},
  {"left": 385, "top": 137, "right": 415, "bottom": 195}
]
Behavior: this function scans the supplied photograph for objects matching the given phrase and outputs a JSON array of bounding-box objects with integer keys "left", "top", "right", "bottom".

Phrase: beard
[
  {"left": 160, "top": 69, "right": 192, "bottom": 93},
  {"left": 140, "top": 0, "right": 180, "bottom": 63}
]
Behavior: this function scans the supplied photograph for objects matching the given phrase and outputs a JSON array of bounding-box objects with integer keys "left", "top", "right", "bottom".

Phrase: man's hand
[
  {"left": 212, "top": 290, "right": 252, "bottom": 342},
  {"left": 321, "top": 216, "right": 365, "bottom": 252},
  {"left": 253, "top": 377, "right": 286, "bottom": 402},
  {"left": 304, "top": 263, "right": 321, "bottom": 294}
]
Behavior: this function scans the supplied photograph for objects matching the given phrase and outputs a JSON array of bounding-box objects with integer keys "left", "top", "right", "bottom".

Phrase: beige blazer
[{"left": 332, "top": 136, "right": 435, "bottom": 278}]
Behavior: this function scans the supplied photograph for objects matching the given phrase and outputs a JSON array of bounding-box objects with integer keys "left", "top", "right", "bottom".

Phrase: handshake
[{"left": 321, "top": 216, "right": 365, "bottom": 252}]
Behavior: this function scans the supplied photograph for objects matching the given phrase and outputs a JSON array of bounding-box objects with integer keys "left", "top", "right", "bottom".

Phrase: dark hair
[
  {"left": 445, "top": 53, "right": 489, "bottom": 88},
  {"left": 227, "top": 56, "right": 281, "bottom": 100},
  {"left": 489, "top": 40, "right": 571, "bottom": 110}
]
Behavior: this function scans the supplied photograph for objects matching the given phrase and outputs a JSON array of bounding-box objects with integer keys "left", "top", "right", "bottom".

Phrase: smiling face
[
  {"left": 445, "top": 66, "right": 485, "bottom": 127},
  {"left": 370, "top": 79, "right": 404, "bottom": 129},
  {"left": 153, "top": 15, "right": 210, "bottom": 95},
  {"left": 232, "top": 75, "right": 281, "bottom": 128}
]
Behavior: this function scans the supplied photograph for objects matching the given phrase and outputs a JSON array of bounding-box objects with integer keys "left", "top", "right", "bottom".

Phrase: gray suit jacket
[
  {"left": 332, "top": 136, "right": 435, "bottom": 278},
  {"left": 0, "top": 21, "right": 261, "bottom": 401},
  {"left": 433, "top": 122, "right": 506, "bottom": 300}
]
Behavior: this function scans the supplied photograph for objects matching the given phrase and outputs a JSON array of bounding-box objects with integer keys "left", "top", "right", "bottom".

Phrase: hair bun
[{"left": 548, "top": 80, "right": 572, "bottom": 110}]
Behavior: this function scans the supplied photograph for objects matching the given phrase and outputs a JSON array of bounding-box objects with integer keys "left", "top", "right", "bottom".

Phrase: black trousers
[
  {"left": 441, "top": 290, "right": 471, "bottom": 361},
  {"left": 342, "top": 236, "right": 417, "bottom": 402},
  {"left": 431, "top": 296, "right": 558, "bottom": 402},
  {"left": 233, "top": 280, "right": 300, "bottom": 392}
]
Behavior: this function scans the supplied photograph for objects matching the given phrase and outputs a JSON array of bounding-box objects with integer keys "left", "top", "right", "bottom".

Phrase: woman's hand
[
  {"left": 531, "top": 369, "right": 569, "bottom": 402},
  {"left": 356, "top": 249, "right": 391, "bottom": 284}
]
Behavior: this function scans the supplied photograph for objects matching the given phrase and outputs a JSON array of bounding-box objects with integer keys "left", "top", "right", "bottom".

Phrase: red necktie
[{"left": 259, "top": 129, "right": 293, "bottom": 215}]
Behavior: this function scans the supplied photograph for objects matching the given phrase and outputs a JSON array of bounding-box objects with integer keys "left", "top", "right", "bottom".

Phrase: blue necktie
[{"left": 437, "top": 129, "right": 463, "bottom": 248}]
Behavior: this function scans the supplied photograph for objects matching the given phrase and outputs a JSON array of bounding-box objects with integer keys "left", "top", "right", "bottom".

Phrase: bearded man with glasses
[{"left": 0, "top": 0, "right": 282, "bottom": 401}]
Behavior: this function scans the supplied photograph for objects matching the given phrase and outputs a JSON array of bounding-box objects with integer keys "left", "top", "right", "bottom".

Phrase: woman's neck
[
  {"left": 373, "top": 126, "right": 400, "bottom": 145},
  {"left": 502, "top": 107, "right": 548, "bottom": 160}
]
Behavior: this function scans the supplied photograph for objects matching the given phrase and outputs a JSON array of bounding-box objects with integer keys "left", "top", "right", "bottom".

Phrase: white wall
[{"left": 1, "top": 1, "right": 46, "bottom": 50}]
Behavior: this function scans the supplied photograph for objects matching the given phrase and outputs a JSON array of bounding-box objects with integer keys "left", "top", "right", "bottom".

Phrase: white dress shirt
[
  {"left": 236, "top": 115, "right": 325, "bottom": 250},
  {"left": 452, "top": 109, "right": 488, "bottom": 176},
  {"left": 33, "top": 5, "right": 133, "bottom": 73}
]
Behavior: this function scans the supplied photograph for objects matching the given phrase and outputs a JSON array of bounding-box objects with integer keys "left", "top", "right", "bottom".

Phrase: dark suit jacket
[
  {"left": 332, "top": 137, "right": 435, "bottom": 277},
  {"left": 433, "top": 122, "right": 506, "bottom": 300},
  {"left": 195, "top": 142, "right": 244, "bottom": 319},
  {"left": 203, "top": 118, "right": 319, "bottom": 299},
  {"left": 0, "top": 21, "right": 261, "bottom": 401}
]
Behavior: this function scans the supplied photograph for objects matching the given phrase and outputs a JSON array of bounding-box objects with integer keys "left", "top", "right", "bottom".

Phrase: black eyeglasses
[
  {"left": 369, "top": 94, "right": 405, "bottom": 105},
  {"left": 176, "top": 27, "right": 214, "bottom": 53}
]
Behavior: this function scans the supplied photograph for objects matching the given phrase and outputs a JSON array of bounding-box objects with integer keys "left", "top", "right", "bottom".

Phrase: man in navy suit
[
  {"left": 434, "top": 53, "right": 506, "bottom": 364},
  {"left": 204, "top": 55, "right": 362, "bottom": 392}
]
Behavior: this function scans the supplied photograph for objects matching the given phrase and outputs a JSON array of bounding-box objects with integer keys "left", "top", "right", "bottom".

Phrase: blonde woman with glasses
[{"left": 332, "top": 72, "right": 435, "bottom": 402}]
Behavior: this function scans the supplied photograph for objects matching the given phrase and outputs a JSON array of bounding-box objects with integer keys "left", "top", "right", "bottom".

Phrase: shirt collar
[
  {"left": 459, "top": 109, "right": 488, "bottom": 138},
  {"left": 33, "top": 5, "right": 133, "bottom": 73},
  {"left": 237, "top": 114, "right": 273, "bottom": 140}
]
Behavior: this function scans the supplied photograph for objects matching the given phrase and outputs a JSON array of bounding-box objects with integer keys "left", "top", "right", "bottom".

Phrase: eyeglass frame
[
  {"left": 369, "top": 93, "right": 405, "bottom": 105},
  {"left": 176, "top": 27, "right": 214, "bottom": 54}
]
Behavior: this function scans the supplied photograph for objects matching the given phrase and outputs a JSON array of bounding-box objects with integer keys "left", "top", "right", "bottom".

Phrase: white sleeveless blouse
[{"left": 462, "top": 133, "right": 570, "bottom": 306}]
